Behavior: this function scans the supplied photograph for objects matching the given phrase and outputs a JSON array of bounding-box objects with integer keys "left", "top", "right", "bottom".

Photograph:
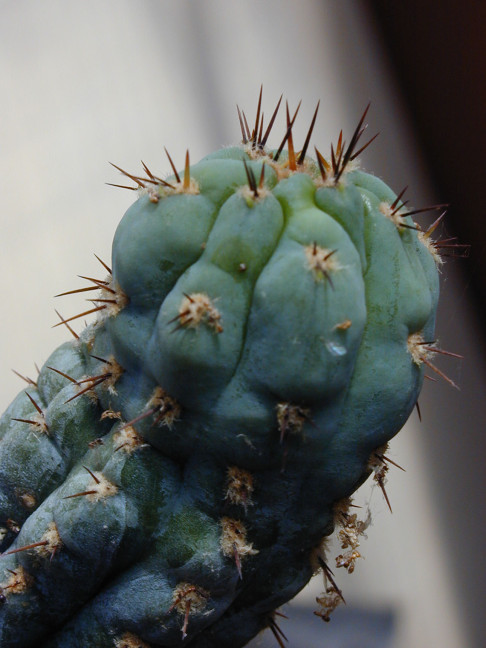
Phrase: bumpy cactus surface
[{"left": 0, "top": 93, "right": 452, "bottom": 647}]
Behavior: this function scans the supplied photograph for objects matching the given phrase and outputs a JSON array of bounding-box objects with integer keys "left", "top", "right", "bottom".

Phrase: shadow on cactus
[{"left": 0, "top": 89, "right": 465, "bottom": 647}]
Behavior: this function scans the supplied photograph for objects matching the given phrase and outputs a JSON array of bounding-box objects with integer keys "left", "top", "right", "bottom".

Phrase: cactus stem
[
  {"left": 164, "top": 147, "right": 181, "bottom": 183},
  {"left": 297, "top": 100, "right": 320, "bottom": 165},
  {"left": 11, "top": 369, "right": 37, "bottom": 387}
]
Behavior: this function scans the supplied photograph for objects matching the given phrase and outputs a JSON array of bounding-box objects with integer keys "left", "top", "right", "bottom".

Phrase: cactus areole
[{"left": 0, "top": 91, "right": 456, "bottom": 647}]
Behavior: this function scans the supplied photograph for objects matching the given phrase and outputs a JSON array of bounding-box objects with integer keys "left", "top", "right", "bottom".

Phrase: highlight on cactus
[{"left": 0, "top": 88, "right": 467, "bottom": 647}]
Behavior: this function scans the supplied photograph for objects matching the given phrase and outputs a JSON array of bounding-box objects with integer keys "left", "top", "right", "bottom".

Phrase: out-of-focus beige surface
[{"left": 0, "top": 2, "right": 481, "bottom": 647}]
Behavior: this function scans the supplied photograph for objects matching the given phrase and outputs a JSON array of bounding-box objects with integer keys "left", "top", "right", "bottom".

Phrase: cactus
[{"left": 0, "top": 91, "right": 460, "bottom": 648}]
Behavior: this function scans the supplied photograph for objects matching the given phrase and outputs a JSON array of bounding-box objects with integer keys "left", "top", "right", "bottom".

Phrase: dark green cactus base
[{"left": 0, "top": 99, "right": 442, "bottom": 647}]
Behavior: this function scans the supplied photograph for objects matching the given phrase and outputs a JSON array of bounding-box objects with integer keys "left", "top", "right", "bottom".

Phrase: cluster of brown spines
[
  {"left": 107, "top": 149, "right": 199, "bottom": 202},
  {"left": 169, "top": 293, "right": 223, "bottom": 334},
  {"left": 105, "top": 86, "right": 469, "bottom": 270},
  {"left": 11, "top": 390, "right": 49, "bottom": 437},
  {"left": 220, "top": 517, "right": 258, "bottom": 579},
  {"left": 378, "top": 190, "right": 470, "bottom": 264},
  {"left": 54, "top": 255, "right": 128, "bottom": 333},
  {"left": 0, "top": 522, "right": 62, "bottom": 604},
  {"left": 168, "top": 583, "right": 211, "bottom": 640},
  {"left": 236, "top": 86, "right": 377, "bottom": 189},
  {"left": 313, "top": 448, "right": 405, "bottom": 624},
  {"left": 157, "top": 465, "right": 258, "bottom": 638}
]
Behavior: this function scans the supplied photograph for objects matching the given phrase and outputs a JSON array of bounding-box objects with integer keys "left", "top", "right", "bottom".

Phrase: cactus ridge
[{"left": 0, "top": 91, "right": 457, "bottom": 647}]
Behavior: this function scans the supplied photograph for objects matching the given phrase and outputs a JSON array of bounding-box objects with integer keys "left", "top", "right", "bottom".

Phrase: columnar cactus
[{"left": 0, "top": 91, "right": 460, "bottom": 647}]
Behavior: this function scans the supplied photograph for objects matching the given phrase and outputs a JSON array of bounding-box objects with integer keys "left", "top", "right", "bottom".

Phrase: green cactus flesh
[{"left": 0, "top": 96, "right": 447, "bottom": 647}]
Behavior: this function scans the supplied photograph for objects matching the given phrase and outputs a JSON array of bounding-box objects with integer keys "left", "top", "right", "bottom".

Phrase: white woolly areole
[
  {"left": 177, "top": 293, "right": 223, "bottom": 333},
  {"left": 0, "top": 565, "right": 32, "bottom": 596},
  {"left": 114, "top": 632, "right": 151, "bottom": 648}
]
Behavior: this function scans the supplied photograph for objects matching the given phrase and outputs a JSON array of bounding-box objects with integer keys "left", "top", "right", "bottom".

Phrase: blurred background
[{"left": 0, "top": 2, "right": 484, "bottom": 647}]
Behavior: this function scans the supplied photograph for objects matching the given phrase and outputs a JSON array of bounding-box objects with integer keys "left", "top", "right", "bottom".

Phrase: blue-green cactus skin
[{"left": 0, "top": 111, "right": 442, "bottom": 648}]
